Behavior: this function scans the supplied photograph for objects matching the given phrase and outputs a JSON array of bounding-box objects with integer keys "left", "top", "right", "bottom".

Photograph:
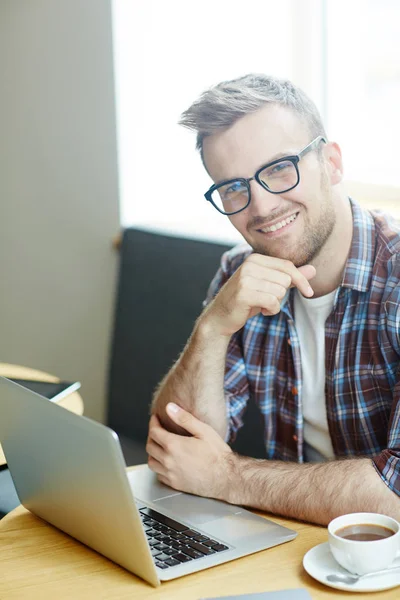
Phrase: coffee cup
[{"left": 328, "top": 512, "right": 400, "bottom": 575}]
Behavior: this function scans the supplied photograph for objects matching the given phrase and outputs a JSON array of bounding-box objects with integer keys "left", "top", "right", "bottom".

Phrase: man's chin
[
  {"left": 251, "top": 243, "right": 300, "bottom": 265},
  {"left": 251, "top": 239, "right": 322, "bottom": 267}
]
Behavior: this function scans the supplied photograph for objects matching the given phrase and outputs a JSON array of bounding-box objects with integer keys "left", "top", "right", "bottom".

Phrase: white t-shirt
[{"left": 294, "top": 289, "right": 337, "bottom": 459}]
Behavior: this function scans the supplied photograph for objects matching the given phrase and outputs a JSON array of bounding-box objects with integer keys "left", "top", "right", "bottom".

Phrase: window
[
  {"left": 326, "top": 0, "right": 400, "bottom": 186},
  {"left": 112, "top": 0, "right": 400, "bottom": 240},
  {"left": 112, "top": 0, "right": 313, "bottom": 242}
]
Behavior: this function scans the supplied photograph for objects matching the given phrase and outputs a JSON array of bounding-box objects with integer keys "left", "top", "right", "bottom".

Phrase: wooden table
[
  {"left": 0, "top": 363, "right": 84, "bottom": 466},
  {"left": 1, "top": 465, "right": 399, "bottom": 600}
]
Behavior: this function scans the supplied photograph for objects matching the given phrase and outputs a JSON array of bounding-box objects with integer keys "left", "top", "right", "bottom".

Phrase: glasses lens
[
  {"left": 211, "top": 180, "right": 249, "bottom": 214},
  {"left": 258, "top": 160, "right": 298, "bottom": 192}
]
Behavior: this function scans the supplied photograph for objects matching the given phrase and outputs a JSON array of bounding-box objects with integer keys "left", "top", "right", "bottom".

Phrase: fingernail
[
  {"left": 307, "top": 286, "right": 314, "bottom": 297},
  {"left": 167, "top": 402, "right": 180, "bottom": 414}
]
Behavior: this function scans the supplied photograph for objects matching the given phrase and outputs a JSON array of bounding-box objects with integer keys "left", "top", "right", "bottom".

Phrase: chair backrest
[{"left": 107, "top": 228, "right": 266, "bottom": 458}]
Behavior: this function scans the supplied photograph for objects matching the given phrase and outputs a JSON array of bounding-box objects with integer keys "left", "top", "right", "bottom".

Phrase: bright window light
[{"left": 112, "top": 0, "right": 300, "bottom": 242}]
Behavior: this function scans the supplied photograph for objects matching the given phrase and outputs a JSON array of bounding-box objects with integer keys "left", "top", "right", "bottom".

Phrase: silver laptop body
[{"left": 0, "top": 376, "right": 296, "bottom": 586}]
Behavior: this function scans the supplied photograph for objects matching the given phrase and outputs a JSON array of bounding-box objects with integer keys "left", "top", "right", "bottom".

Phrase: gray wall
[{"left": 0, "top": 0, "right": 120, "bottom": 422}]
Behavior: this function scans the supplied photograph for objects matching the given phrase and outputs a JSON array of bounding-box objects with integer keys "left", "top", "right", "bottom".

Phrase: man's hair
[{"left": 179, "top": 73, "right": 327, "bottom": 162}]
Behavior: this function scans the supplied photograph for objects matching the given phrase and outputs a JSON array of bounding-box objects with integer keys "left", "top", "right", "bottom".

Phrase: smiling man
[{"left": 147, "top": 74, "right": 400, "bottom": 525}]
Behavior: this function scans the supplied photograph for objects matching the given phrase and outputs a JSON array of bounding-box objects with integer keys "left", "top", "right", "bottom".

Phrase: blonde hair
[{"left": 179, "top": 73, "right": 327, "bottom": 161}]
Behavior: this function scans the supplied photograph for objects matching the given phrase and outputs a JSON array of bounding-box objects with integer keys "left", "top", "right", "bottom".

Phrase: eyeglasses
[{"left": 204, "top": 135, "right": 326, "bottom": 216}]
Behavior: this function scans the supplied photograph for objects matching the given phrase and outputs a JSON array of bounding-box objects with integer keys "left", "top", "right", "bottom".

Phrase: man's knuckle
[
  {"left": 282, "top": 259, "right": 294, "bottom": 271},
  {"left": 277, "top": 285, "right": 286, "bottom": 300},
  {"left": 164, "top": 456, "right": 173, "bottom": 471},
  {"left": 239, "top": 273, "right": 251, "bottom": 286},
  {"left": 266, "top": 296, "right": 280, "bottom": 315}
]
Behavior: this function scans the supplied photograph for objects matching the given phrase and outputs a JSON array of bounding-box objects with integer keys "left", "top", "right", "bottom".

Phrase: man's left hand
[{"left": 147, "top": 403, "right": 234, "bottom": 500}]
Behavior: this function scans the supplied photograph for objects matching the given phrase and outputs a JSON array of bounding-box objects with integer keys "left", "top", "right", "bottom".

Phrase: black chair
[
  {"left": 107, "top": 228, "right": 266, "bottom": 463},
  {"left": 0, "top": 466, "right": 20, "bottom": 519}
]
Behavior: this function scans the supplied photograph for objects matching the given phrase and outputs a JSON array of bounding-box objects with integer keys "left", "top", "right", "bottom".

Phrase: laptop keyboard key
[
  {"left": 172, "top": 553, "right": 193, "bottom": 563},
  {"left": 162, "top": 537, "right": 173, "bottom": 545},
  {"left": 146, "top": 519, "right": 157, "bottom": 527},
  {"left": 154, "top": 543, "right": 169, "bottom": 552},
  {"left": 187, "top": 541, "right": 216, "bottom": 555},
  {"left": 163, "top": 548, "right": 176, "bottom": 556},
  {"left": 155, "top": 561, "right": 169, "bottom": 569},
  {"left": 192, "top": 535, "right": 210, "bottom": 542},
  {"left": 139, "top": 508, "right": 188, "bottom": 532},
  {"left": 159, "top": 525, "right": 169, "bottom": 533},
  {"left": 153, "top": 552, "right": 170, "bottom": 561},
  {"left": 172, "top": 533, "right": 187, "bottom": 541},
  {"left": 145, "top": 529, "right": 158, "bottom": 537},
  {"left": 212, "top": 544, "right": 229, "bottom": 552},
  {"left": 181, "top": 547, "right": 204, "bottom": 559},
  {"left": 183, "top": 529, "right": 200, "bottom": 538},
  {"left": 203, "top": 539, "right": 219, "bottom": 547},
  {"left": 165, "top": 558, "right": 180, "bottom": 566},
  {"left": 148, "top": 539, "right": 159, "bottom": 547}
]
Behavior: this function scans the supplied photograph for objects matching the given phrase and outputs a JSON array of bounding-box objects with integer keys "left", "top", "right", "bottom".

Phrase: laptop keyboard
[{"left": 139, "top": 507, "right": 229, "bottom": 570}]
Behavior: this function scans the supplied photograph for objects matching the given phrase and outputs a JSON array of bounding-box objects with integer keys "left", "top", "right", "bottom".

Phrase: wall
[{"left": 0, "top": 0, "right": 120, "bottom": 422}]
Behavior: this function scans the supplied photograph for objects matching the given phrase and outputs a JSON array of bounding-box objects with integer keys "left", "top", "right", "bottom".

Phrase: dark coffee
[{"left": 335, "top": 523, "right": 395, "bottom": 541}]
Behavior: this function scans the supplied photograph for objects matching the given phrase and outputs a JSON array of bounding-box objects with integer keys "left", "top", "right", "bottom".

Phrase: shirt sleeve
[
  {"left": 371, "top": 390, "right": 400, "bottom": 497},
  {"left": 372, "top": 285, "right": 400, "bottom": 496},
  {"left": 224, "top": 332, "right": 250, "bottom": 443},
  {"left": 203, "top": 243, "right": 252, "bottom": 443}
]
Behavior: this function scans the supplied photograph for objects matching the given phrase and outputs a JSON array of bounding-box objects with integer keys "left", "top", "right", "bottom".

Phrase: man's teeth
[{"left": 261, "top": 213, "right": 298, "bottom": 233}]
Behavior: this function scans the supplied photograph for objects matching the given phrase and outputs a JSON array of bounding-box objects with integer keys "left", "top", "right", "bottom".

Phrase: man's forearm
[
  {"left": 151, "top": 317, "right": 230, "bottom": 437},
  {"left": 224, "top": 455, "right": 400, "bottom": 525}
]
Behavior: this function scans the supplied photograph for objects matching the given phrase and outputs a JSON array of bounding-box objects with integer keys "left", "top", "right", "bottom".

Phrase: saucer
[{"left": 303, "top": 542, "right": 400, "bottom": 593}]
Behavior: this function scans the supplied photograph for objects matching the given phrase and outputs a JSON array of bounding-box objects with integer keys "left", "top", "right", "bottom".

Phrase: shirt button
[{"left": 291, "top": 386, "right": 298, "bottom": 395}]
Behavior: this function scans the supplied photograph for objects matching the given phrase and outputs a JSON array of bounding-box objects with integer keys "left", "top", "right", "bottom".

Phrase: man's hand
[
  {"left": 202, "top": 254, "right": 316, "bottom": 337},
  {"left": 146, "top": 402, "right": 233, "bottom": 499}
]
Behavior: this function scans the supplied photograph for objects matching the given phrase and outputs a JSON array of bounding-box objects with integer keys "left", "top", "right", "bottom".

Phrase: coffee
[{"left": 335, "top": 523, "right": 395, "bottom": 541}]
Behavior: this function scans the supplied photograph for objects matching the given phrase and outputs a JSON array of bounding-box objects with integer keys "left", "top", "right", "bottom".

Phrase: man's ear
[{"left": 324, "top": 141, "right": 343, "bottom": 185}]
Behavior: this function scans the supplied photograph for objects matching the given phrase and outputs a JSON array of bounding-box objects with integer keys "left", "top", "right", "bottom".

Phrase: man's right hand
[{"left": 201, "top": 254, "right": 316, "bottom": 338}]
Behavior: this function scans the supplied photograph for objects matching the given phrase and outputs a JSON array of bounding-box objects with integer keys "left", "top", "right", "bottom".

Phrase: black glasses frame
[{"left": 204, "top": 135, "right": 327, "bottom": 215}]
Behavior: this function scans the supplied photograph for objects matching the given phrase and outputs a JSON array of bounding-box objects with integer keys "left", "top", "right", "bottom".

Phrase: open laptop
[{"left": 0, "top": 376, "right": 297, "bottom": 587}]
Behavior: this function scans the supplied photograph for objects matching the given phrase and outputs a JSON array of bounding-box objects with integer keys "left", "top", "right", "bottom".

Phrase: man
[{"left": 146, "top": 74, "right": 400, "bottom": 525}]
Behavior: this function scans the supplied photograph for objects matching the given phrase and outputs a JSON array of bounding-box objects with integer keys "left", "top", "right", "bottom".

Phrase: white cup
[{"left": 328, "top": 512, "right": 400, "bottom": 575}]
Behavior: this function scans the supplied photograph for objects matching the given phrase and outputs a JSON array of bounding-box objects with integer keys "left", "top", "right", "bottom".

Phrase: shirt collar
[
  {"left": 340, "top": 198, "right": 375, "bottom": 292},
  {"left": 280, "top": 197, "right": 374, "bottom": 315}
]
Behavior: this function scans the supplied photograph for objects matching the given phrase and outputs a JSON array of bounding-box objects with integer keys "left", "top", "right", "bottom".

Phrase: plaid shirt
[{"left": 205, "top": 199, "right": 400, "bottom": 497}]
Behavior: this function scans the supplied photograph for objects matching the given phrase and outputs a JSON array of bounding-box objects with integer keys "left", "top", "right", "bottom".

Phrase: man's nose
[{"left": 248, "top": 179, "right": 282, "bottom": 215}]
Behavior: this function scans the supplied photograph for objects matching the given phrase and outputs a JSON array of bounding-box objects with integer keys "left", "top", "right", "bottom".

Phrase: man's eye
[
  {"left": 225, "top": 181, "right": 246, "bottom": 195},
  {"left": 271, "top": 162, "right": 289, "bottom": 174},
  {"left": 264, "top": 160, "right": 293, "bottom": 177}
]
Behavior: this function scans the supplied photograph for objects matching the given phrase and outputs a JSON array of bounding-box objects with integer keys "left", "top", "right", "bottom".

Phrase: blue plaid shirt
[{"left": 205, "top": 199, "right": 400, "bottom": 497}]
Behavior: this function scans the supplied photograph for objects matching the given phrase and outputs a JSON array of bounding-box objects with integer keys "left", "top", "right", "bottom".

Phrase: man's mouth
[{"left": 258, "top": 212, "right": 299, "bottom": 233}]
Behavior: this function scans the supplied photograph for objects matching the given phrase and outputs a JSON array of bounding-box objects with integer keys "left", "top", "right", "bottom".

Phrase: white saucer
[{"left": 303, "top": 542, "right": 400, "bottom": 593}]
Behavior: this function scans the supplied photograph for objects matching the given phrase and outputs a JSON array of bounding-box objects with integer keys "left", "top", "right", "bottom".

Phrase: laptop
[{"left": 0, "top": 376, "right": 297, "bottom": 587}]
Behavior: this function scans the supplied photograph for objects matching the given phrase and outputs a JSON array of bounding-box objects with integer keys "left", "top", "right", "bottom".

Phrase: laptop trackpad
[
  {"left": 155, "top": 494, "right": 241, "bottom": 525},
  {"left": 129, "top": 465, "right": 241, "bottom": 525}
]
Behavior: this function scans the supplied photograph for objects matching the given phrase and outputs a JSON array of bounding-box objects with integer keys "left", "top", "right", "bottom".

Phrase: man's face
[{"left": 202, "top": 104, "right": 337, "bottom": 267}]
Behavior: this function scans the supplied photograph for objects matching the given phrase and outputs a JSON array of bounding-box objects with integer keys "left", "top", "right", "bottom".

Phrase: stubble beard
[{"left": 251, "top": 185, "right": 337, "bottom": 267}]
